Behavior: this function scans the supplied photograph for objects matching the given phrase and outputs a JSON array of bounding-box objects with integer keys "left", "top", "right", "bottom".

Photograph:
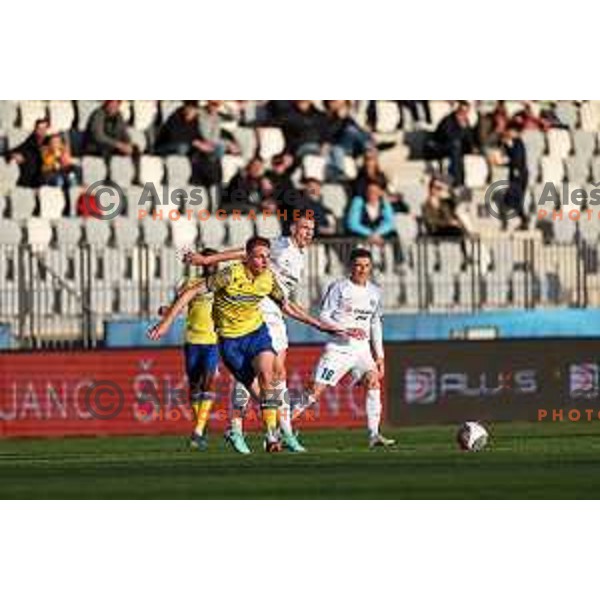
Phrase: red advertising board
[{"left": 0, "top": 347, "right": 377, "bottom": 438}]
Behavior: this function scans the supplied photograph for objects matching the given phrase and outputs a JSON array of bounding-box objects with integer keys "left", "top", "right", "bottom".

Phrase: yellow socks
[{"left": 192, "top": 392, "right": 215, "bottom": 436}]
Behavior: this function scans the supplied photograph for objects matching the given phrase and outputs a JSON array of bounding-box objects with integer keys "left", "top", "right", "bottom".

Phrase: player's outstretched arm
[
  {"left": 147, "top": 280, "right": 207, "bottom": 341},
  {"left": 182, "top": 247, "right": 245, "bottom": 267},
  {"left": 281, "top": 300, "right": 365, "bottom": 339}
]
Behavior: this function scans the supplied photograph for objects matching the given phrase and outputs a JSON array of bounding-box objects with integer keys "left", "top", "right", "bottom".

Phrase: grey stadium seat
[
  {"left": 165, "top": 155, "right": 192, "bottom": 187},
  {"left": 565, "top": 155, "right": 590, "bottom": 185},
  {"left": 110, "top": 156, "right": 135, "bottom": 188},
  {"left": 83, "top": 218, "right": 111, "bottom": 248},
  {"left": 170, "top": 218, "right": 199, "bottom": 249},
  {"left": 112, "top": 217, "right": 140, "bottom": 248},
  {"left": 0, "top": 220, "right": 22, "bottom": 244},
  {"left": 554, "top": 102, "right": 579, "bottom": 129},
  {"left": 199, "top": 217, "right": 226, "bottom": 249},
  {"left": 255, "top": 214, "right": 281, "bottom": 240},
  {"left": 55, "top": 218, "right": 83, "bottom": 247},
  {"left": 141, "top": 218, "right": 169, "bottom": 248},
  {"left": 25, "top": 218, "right": 53, "bottom": 248},
  {"left": 82, "top": 156, "right": 107, "bottom": 185},
  {"left": 321, "top": 184, "right": 348, "bottom": 220},
  {"left": 226, "top": 216, "right": 255, "bottom": 247},
  {"left": 38, "top": 186, "right": 66, "bottom": 220},
  {"left": 573, "top": 130, "right": 596, "bottom": 161},
  {"left": 8, "top": 187, "right": 36, "bottom": 220}
]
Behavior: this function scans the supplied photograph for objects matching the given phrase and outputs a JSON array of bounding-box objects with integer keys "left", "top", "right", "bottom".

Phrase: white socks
[
  {"left": 277, "top": 382, "right": 293, "bottom": 436},
  {"left": 366, "top": 388, "right": 382, "bottom": 438},
  {"left": 231, "top": 380, "right": 250, "bottom": 434}
]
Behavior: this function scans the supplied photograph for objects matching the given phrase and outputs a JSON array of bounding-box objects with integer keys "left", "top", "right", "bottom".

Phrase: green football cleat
[
  {"left": 190, "top": 432, "right": 208, "bottom": 451},
  {"left": 224, "top": 429, "right": 252, "bottom": 454},
  {"left": 282, "top": 431, "right": 306, "bottom": 453}
]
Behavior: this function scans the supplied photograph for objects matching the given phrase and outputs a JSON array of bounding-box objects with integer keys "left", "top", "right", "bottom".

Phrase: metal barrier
[{"left": 0, "top": 235, "right": 596, "bottom": 349}]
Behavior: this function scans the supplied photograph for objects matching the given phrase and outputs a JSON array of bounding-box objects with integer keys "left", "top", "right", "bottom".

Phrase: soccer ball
[{"left": 457, "top": 421, "right": 489, "bottom": 452}]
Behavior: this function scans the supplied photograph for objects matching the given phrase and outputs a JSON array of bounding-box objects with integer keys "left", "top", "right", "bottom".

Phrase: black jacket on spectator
[
  {"left": 11, "top": 134, "right": 44, "bottom": 187},
  {"left": 503, "top": 138, "right": 528, "bottom": 187},
  {"left": 222, "top": 172, "right": 264, "bottom": 212},
  {"left": 434, "top": 113, "right": 475, "bottom": 153},
  {"left": 352, "top": 168, "right": 388, "bottom": 200},
  {"left": 156, "top": 108, "right": 199, "bottom": 153},
  {"left": 277, "top": 106, "right": 329, "bottom": 154}
]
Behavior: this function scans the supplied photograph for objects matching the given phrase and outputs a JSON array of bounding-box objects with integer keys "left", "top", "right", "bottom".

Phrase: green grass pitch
[{"left": 2, "top": 421, "right": 600, "bottom": 499}]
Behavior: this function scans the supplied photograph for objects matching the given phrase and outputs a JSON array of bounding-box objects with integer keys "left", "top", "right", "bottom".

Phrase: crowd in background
[{"left": 3, "top": 100, "right": 577, "bottom": 254}]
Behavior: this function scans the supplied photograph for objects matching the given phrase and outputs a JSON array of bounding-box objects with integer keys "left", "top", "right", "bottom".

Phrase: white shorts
[
  {"left": 314, "top": 344, "right": 376, "bottom": 387},
  {"left": 261, "top": 299, "right": 289, "bottom": 354}
]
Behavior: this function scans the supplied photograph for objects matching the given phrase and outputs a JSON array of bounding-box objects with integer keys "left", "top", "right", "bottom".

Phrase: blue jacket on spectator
[{"left": 346, "top": 195, "right": 396, "bottom": 238}]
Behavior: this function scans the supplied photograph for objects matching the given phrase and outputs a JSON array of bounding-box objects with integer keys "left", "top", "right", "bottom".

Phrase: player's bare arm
[
  {"left": 147, "top": 280, "right": 207, "bottom": 341},
  {"left": 282, "top": 300, "right": 366, "bottom": 339},
  {"left": 183, "top": 247, "right": 246, "bottom": 267}
]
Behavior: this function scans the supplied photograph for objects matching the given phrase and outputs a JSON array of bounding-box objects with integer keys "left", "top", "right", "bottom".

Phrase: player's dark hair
[
  {"left": 245, "top": 236, "right": 271, "bottom": 254},
  {"left": 350, "top": 247, "right": 373, "bottom": 264}
]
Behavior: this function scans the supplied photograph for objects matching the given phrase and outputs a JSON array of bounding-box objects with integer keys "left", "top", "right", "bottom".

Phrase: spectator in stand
[
  {"left": 353, "top": 150, "right": 409, "bottom": 213},
  {"left": 478, "top": 100, "right": 509, "bottom": 149},
  {"left": 276, "top": 100, "right": 329, "bottom": 159},
  {"left": 265, "top": 153, "right": 300, "bottom": 210},
  {"left": 512, "top": 102, "right": 550, "bottom": 132},
  {"left": 324, "top": 100, "right": 373, "bottom": 180},
  {"left": 155, "top": 100, "right": 201, "bottom": 155},
  {"left": 222, "top": 156, "right": 272, "bottom": 213},
  {"left": 41, "top": 133, "right": 80, "bottom": 187},
  {"left": 282, "top": 177, "right": 335, "bottom": 237},
  {"left": 430, "top": 101, "right": 476, "bottom": 187},
  {"left": 346, "top": 182, "right": 402, "bottom": 262},
  {"left": 8, "top": 118, "right": 49, "bottom": 187},
  {"left": 85, "top": 100, "right": 136, "bottom": 158},
  {"left": 422, "top": 176, "right": 470, "bottom": 264},
  {"left": 191, "top": 100, "right": 240, "bottom": 188},
  {"left": 493, "top": 123, "right": 529, "bottom": 231}
]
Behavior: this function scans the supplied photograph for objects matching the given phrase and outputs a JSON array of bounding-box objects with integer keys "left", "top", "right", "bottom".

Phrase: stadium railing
[{"left": 0, "top": 236, "right": 598, "bottom": 350}]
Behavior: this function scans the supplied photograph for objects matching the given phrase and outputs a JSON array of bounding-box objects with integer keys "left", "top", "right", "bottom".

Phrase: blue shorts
[
  {"left": 184, "top": 343, "right": 219, "bottom": 386},
  {"left": 219, "top": 324, "right": 275, "bottom": 388}
]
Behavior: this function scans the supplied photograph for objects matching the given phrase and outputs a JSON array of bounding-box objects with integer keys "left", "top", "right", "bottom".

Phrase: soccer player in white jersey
[
  {"left": 301, "top": 247, "right": 396, "bottom": 449},
  {"left": 184, "top": 214, "right": 318, "bottom": 453}
]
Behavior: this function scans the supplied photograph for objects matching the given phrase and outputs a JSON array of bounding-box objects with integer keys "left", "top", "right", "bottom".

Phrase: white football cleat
[{"left": 369, "top": 434, "right": 397, "bottom": 449}]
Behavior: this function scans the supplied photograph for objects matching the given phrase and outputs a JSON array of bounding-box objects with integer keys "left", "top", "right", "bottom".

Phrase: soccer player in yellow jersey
[{"left": 148, "top": 249, "right": 219, "bottom": 451}]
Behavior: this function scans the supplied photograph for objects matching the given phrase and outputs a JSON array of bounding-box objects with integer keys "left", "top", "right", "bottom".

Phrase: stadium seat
[
  {"left": 141, "top": 218, "right": 169, "bottom": 248},
  {"left": 48, "top": 100, "right": 75, "bottom": 132},
  {"left": 19, "top": 100, "right": 46, "bottom": 131},
  {"left": 0, "top": 160, "right": 20, "bottom": 195},
  {"left": 139, "top": 155, "right": 164, "bottom": 187},
  {"left": 540, "top": 156, "right": 565, "bottom": 185},
  {"left": 394, "top": 213, "right": 418, "bottom": 244},
  {"left": 0, "top": 220, "right": 22, "bottom": 244},
  {"left": 428, "top": 101, "right": 453, "bottom": 128},
  {"left": 565, "top": 155, "right": 590, "bottom": 185},
  {"left": 430, "top": 273, "right": 456, "bottom": 307},
  {"left": 374, "top": 101, "right": 400, "bottom": 133},
  {"left": 321, "top": 184, "right": 348, "bottom": 220},
  {"left": 159, "top": 100, "right": 182, "bottom": 123},
  {"left": 7, "top": 127, "right": 29, "bottom": 149},
  {"left": 0, "top": 194, "right": 6, "bottom": 218},
  {"left": 555, "top": 102, "right": 579, "bottom": 129},
  {"left": 170, "top": 218, "right": 198, "bottom": 249},
  {"left": 552, "top": 215, "right": 577, "bottom": 243},
  {"left": 112, "top": 217, "right": 140, "bottom": 248},
  {"left": 302, "top": 155, "right": 326, "bottom": 181},
  {"left": 393, "top": 182, "right": 427, "bottom": 216},
  {"left": 8, "top": 187, "right": 36, "bottom": 220},
  {"left": 233, "top": 127, "right": 258, "bottom": 162},
  {"left": 165, "top": 155, "right": 192, "bottom": 187},
  {"left": 25, "top": 218, "right": 53, "bottom": 248},
  {"left": 464, "top": 155, "right": 489, "bottom": 189},
  {"left": 591, "top": 157, "right": 600, "bottom": 184},
  {"left": 0, "top": 101, "right": 18, "bottom": 130},
  {"left": 226, "top": 216, "right": 255, "bottom": 247},
  {"left": 258, "top": 128, "right": 285, "bottom": 161},
  {"left": 110, "top": 155, "right": 135, "bottom": 188},
  {"left": 83, "top": 218, "right": 111, "bottom": 248},
  {"left": 55, "top": 218, "right": 82, "bottom": 247},
  {"left": 116, "top": 283, "right": 140, "bottom": 314},
  {"left": 547, "top": 128, "right": 572, "bottom": 160},
  {"left": 127, "top": 127, "right": 147, "bottom": 153},
  {"left": 76, "top": 101, "right": 101, "bottom": 131},
  {"left": 38, "top": 186, "right": 66, "bottom": 220},
  {"left": 573, "top": 130, "right": 596, "bottom": 160},
  {"left": 132, "top": 100, "right": 158, "bottom": 131},
  {"left": 82, "top": 156, "right": 107, "bottom": 185},
  {"left": 199, "top": 216, "right": 226, "bottom": 248},
  {"left": 521, "top": 130, "right": 546, "bottom": 161},
  {"left": 255, "top": 214, "right": 282, "bottom": 239},
  {"left": 222, "top": 154, "right": 245, "bottom": 186},
  {"left": 343, "top": 156, "right": 358, "bottom": 180}
]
